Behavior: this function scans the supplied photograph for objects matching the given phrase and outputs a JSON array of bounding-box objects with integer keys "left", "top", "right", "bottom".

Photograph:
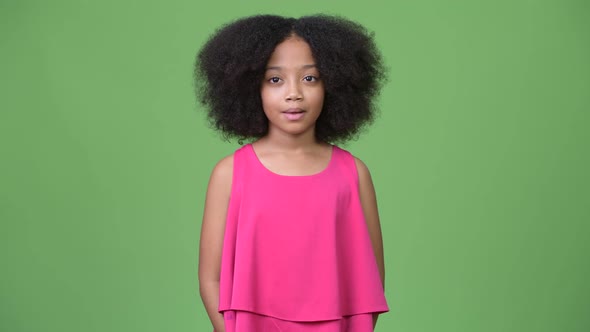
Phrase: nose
[{"left": 285, "top": 81, "right": 303, "bottom": 101}]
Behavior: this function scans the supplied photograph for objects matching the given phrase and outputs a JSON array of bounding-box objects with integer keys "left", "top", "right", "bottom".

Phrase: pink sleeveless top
[{"left": 218, "top": 143, "right": 389, "bottom": 321}]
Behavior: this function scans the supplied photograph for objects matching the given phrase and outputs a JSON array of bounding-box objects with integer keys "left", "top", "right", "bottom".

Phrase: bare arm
[
  {"left": 354, "top": 157, "right": 385, "bottom": 330},
  {"left": 199, "top": 155, "right": 233, "bottom": 332}
]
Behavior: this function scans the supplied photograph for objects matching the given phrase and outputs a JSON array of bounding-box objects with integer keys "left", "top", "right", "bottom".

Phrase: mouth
[
  {"left": 282, "top": 108, "right": 306, "bottom": 120},
  {"left": 282, "top": 108, "right": 305, "bottom": 114}
]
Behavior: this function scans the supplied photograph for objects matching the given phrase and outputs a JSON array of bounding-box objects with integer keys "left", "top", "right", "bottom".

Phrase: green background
[{"left": 1, "top": 0, "right": 589, "bottom": 331}]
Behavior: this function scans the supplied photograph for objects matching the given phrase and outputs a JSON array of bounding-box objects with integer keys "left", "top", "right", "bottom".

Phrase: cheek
[
  {"left": 260, "top": 89, "right": 277, "bottom": 115},
  {"left": 311, "top": 89, "right": 325, "bottom": 108},
  {"left": 260, "top": 90, "right": 270, "bottom": 110},
  {"left": 260, "top": 87, "right": 280, "bottom": 105}
]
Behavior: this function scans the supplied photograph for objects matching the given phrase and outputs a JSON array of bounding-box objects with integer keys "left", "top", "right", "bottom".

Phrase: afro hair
[{"left": 194, "top": 14, "right": 387, "bottom": 144}]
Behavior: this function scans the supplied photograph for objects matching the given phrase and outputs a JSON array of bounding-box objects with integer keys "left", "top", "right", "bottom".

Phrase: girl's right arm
[{"left": 198, "top": 155, "right": 233, "bottom": 332}]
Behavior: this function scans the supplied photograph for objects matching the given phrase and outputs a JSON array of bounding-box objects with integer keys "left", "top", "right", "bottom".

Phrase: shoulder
[
  {"left": 332, "top": 146, "right": 372, "bottom": 183},
  {"left": 334, "top": 145, "right": 371, "bottom": 177},
  {"left": 210, "top": 143, "right": 251, "bottom": 176},
  {"left": 212, "top": 153, "right": 233, "bottom": 173},
  {"left": 352, "top": 155, "right": 373, "bottom": 184},
  {"left": 208, "top": 153, "right": 234, "bottom": 192}
]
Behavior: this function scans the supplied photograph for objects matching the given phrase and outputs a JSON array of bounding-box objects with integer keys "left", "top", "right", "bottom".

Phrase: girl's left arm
[
  {"left": 354, "top": 157, "right": 385, "bottom": 330},
  {"left": 354, "top": 157, "right": 385, "bottom": 287}
]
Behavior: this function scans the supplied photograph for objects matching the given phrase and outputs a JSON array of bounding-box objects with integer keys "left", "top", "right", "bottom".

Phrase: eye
[
  {"left": 268, "top": 76, "right": 281, "bottom": 83},
  {"left": 303, "top": 75, "right": 318, "bottom": 82}
]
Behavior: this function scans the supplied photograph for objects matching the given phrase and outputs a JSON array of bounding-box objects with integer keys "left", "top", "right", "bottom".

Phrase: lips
[{"left": 282, "top": 108, "right": 305, "bottom": 120}]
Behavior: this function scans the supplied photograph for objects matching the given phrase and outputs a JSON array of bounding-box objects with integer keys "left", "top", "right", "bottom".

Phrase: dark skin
[{"left": 198, "top": 37, "right": 385, "bottom": 331}]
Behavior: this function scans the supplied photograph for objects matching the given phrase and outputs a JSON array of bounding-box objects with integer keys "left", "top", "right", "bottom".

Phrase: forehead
[{"left": 266, "top": 37, "right": 316, "bottom": 68}]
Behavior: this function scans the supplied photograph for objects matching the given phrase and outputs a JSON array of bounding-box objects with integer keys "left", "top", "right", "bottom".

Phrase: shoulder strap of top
[
  {"left": 332, "top": 145, "right": 360, "bottom": 186},
  {"left": 230, "top": 144, "right": 252, "bottom": 199}
]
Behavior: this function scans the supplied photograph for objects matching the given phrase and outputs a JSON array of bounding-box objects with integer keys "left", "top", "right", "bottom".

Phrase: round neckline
[{"left": 248, "top": 143, "right": 336, "bottom": 178}]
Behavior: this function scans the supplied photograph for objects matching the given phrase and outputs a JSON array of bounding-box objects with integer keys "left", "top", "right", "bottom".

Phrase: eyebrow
[{"left": 265, "top": 64, "right": 317, "bottom": 71}]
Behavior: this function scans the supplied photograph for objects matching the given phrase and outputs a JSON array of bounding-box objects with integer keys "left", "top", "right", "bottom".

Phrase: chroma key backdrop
[{"left": 1, "top": 1, "right": 589, "bottom": 331}]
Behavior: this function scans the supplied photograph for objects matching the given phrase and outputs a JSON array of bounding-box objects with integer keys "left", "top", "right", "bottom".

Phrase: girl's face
[{"left": 260, "top": 36, "right": 325, "bottom": 139}]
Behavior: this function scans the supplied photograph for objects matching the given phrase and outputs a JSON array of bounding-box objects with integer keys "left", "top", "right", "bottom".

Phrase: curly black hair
[{"left": 194, "top": 14, "right": 387, "bottom": 143}]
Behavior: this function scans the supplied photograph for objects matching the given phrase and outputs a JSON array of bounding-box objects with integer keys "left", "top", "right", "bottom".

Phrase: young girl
[{"left": 195, "top": 14, "right": 389, "bottom": 332}]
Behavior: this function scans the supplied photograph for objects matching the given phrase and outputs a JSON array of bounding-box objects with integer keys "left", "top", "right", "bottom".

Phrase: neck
[{"left": 259, "top": 128, "right": 323, "bottom": 151}]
